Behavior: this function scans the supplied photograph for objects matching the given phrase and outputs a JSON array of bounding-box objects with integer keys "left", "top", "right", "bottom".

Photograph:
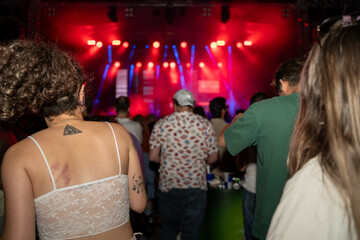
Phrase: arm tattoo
[
  {"left": 63, "top": 125, "right": 82, "bottom": 136},
  {"left": 132, "top": 174, "right": 145, "bottom": 194}
]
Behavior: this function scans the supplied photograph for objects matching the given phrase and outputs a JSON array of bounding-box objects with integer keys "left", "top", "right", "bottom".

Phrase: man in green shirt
[{"left": 218, "top": 59, "right": 303, "bottom": 240}]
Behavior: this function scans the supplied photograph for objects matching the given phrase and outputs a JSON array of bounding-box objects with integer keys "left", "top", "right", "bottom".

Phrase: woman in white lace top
[{"left": 0, "top": 40, "right": 147, "bottom": 240}]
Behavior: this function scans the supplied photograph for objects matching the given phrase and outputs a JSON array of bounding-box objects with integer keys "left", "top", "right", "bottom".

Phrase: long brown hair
[{"left": 288, "top": 22, "right": 360, "bottom": 236}]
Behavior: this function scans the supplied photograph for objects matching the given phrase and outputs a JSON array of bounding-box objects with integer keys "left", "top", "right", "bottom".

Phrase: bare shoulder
[{"left": 1, "top": 137, "right": 37, "bottom": 171}]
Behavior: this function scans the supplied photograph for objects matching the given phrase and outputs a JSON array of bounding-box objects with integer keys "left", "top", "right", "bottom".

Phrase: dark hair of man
[
  {"left": 272, "top": 58, "right": 303, "bottom": 95},
  {"left": 115, "top": 96, "right": 130, "bottom": 113},
  {"left": 209, "top": 97, "right": 226, "bottom": 118},
  {"left": 250, "top": 92, "right": 269, "bottom": 105},
  {"left": 288, "top": 21, "right": 360, "bottom": 236},
  {"left": 0, "top": 40, "right": 84, "bottom": 122}
]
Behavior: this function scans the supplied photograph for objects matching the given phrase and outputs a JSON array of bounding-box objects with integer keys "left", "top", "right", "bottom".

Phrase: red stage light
[
  {"left": 210, "top": 42, "right": 217, "bottom": 49},
  {"left": 163, "top": 62, "right": 169, "bottom": 68},
  {"left": 199, "top": 62, "right": 205, "bottom": 68},
  {"left": 136, "top": 62, "right": 142, "bottom": 68},
  {"left": 114, "top": 61, "right": 121, "bottom": 67},
  {"left": 186, "top": 62, "right": 191, "bottom": 68},
  {"left": 180, "top": 41, "right": 187, "bottom": 48},
  {"left": 304, "top": 22, "right": 309, "bottom": 27},
  {"left": 96, "top": 41, "right": 103, "bottom": 48},
  {"left": 123, "top": 41, "right": 129, "bottom": 48},
  {"left": 244, "top": 41, "right": 252, "bottom": 46},
  {"left": 148, "top": 62, "right": 154, "bottom": 68},
  {"left": 217, "top": 62, "right": 223, "bottom": 68},
  {"left": 112, "top": 40, "right": 121, "bottom": 46},
  {"left": 236, "top": 42, "right": 243, "bottom": 48},
  {"left": 170, "top": 62, "right": 176, "bottom": 68},
  {"left": 216, "top": 40, "right": 225, "bottom": 46},
  {"left": 153, "top": 41, "right": 160, "bottom": 48},
  {"left": 87, "top": 40, "right": 96, "bottom": 45}
]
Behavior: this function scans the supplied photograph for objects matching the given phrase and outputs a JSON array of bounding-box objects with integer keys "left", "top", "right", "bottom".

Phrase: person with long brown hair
[
  {"left": 267, "top": 19, "right": 360, "bottom": 239},
  {"left": 0, "top": 40, "right": 147, "bottom": 240}
]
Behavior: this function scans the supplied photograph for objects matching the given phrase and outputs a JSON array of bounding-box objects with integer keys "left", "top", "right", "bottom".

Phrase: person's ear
[
  {"left": 78, "top": 84, "right": 85, "bottom": 106},
  {"left": 279, "top": 79, "right": 289, "bottom": 96}
]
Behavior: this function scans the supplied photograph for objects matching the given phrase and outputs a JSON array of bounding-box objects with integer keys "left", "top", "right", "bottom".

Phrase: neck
[
  {"left": 117, "top": 112, "right": 128, "bottom": 118},
  {"left": 46, "top": 113, "right": 83, "bottom": 128},
  {"left": 175, "top": 105, "right": 193, "bottom": 112}
]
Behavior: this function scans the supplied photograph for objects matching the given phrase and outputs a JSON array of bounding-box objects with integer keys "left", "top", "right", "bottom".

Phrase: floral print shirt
[{"left": 150, "top": 111, "right": 218, "bottom": 192}]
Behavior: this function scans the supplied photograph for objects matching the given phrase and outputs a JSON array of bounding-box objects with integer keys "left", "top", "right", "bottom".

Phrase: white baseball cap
[{"left": 173, "top": 89, "right": 195, "bottom": 108}]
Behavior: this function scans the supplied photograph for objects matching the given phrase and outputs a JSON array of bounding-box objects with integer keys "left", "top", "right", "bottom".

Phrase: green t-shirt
[{"left": 224, "top": 93, "right": 299, "bottom": 240}]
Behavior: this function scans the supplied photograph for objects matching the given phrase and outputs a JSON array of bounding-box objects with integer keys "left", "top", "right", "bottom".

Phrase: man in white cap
[{"left": 149, "top": 89, "right": 218, "bottom": 240}]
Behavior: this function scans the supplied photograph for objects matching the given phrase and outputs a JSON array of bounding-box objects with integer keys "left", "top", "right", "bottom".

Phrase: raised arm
[{"left": 1, "top": 145, "right": 36, "bottom": 240}]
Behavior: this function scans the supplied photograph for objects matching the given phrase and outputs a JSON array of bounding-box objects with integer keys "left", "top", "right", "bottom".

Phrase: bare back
[{"left": 1, "top": 120, "right": 146, "bottom": 240}]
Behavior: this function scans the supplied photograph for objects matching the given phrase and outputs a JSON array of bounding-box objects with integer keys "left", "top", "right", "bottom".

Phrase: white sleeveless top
[{"left": 29, "top": 122, "right": 129, "bottom": 240}]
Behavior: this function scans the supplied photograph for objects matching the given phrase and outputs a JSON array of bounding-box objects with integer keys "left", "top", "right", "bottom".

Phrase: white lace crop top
[{"left": 28, "top": 122, "right": 129, "bottom": 240}]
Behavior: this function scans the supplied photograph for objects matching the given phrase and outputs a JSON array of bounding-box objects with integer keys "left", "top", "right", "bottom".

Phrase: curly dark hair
[{"left": 0, "top": 40, "right": 84, "bottom": 122}]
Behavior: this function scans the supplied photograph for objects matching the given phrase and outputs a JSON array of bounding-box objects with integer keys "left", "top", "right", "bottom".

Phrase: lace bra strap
[
  {"left": 105, "top": 122, "right": 121, "bottom": 174},
  {"left": 28, "top": 136, "right": 57, "bottom": 190}
]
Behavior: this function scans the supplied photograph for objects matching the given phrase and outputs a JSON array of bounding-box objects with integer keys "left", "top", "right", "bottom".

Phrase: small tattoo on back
[{"left": 63, "top": 125, "right": 82, "bottom": 136}]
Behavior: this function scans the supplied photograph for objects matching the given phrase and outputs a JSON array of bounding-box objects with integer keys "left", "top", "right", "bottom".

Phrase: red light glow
[
  {"left": 148, "top": 62, "right": 154, "bottom": 68},
  {"left": 244, "top": 41, "right": 252, "bottom": 46},
  {"left": 114, "top": 61, "right": 121, "bottom": 67},
  {"left": 216, "top": 40, "right": 225, "bottom": 46},
  {"left": 180, "top": 41, "right": 187, "bottom": 48},
  {"left": 163, "top": 62, "right": 169, "bottom": 68},
  {"left": 153, "top": 41, "right": 160, "bottom": 48},
  {"left": 210, "top": 42, "right": 217, "bottom": 49},
  {"left": 170, "top": 62, "right": 176, "bottom": 68},
  {"left": 236, "top": 42, "right": 243, "bottom": 48},
  {"left": 96, "top": 41, "right": 103, "bottom": 48},
  {"left": 136, "top": 62, "right": 142, "bottom": 68},
  {"left": 112, "top": 40, "right": 121, "bottom": 45},
  {"left": 122, "top": 41, "right": 129, "bottom": 48},
  {"left": 199, "top": 62, "right": 205, "bottom": 68},
  {"left": 87, "top": 40, "right": 96, "bottom": 45},
  {"left": 186, "top": 62, "right": 191, "bottom": 68},
  {"left": 217, "top": 62, "right": 223, "bottom": 68}
]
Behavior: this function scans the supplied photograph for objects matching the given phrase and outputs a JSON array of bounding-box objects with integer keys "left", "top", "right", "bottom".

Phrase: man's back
[
  {"left": 224, "top": 93, "right": 299, "bottom": 240},
  {"left": 150, "top": 111, "right": 217, "bottom": 192}
]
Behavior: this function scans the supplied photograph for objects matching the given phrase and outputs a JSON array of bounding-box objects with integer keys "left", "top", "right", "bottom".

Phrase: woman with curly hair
[
  {"left": 267, "top": 19, "right": 360, "bottom": 239},
  {"left": 0, "top": 40, "right": 146, "bottom": 240}
]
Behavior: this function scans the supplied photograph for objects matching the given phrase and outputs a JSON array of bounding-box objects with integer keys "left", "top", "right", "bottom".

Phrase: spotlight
[
  {"left": 136, "top": 62, "right": 142, "bottom": 68},
  {"left": 186, "top": 62, "right": 191, "bottom": 68},
  {"left": 96, "top": 41, "right": 103, "bottom": 48},
  {"left": 170, "top": 62, "right": 176, "bottom": 68},
  {"left": 163, "top": 62, "right": 169, "bottom": 68},
  {"left": 217, "top": 40, "right": 225, "bottom": 46},
  {"left": 114, "top": 61, "right": 121, "bottom": 67},
  {"left": 153, "top": 41, "right": 160, "bottom": 48},
  {"left": 122, "top": 41, "right": 129, "bottom": 48},
  {"left": 107, "top": 5, "right": 118, "bottom": 23},
  {"left": 112, "top": 40, "right": 121, "bottom": 46},
  {"left": 148, "top": 62, "right": 154, "bottom": 68},
  {"left": 217, "top": 62, "right": 223, "bottom": 68},
  {"left": 244, "top": 41, "right": 252, "bottom": 46},
  {"left": 210, "top": 42, "right": 217, "bottom": 49},
  {"left": 180, "top": 41, "right": 187, "bottom": 48},
  {"left": 87, "top": 40, "right": 96, "bottom": 46},
  {"left": 221, "top": 5, "right": 230, "bottom": 23},
  {"left": 199, "top": 62, "right": 205, "bottom": 68},
  {"left": 236, "top": 42, "right": 243, "bottom": 48}
]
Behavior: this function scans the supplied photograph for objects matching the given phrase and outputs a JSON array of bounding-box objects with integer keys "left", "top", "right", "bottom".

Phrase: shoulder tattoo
[
  {"left": 63, "top": 125, "right": 82, "bottom": 136},
  {"left": 132, "top": 174, "right": 145, "bottom": 194}
]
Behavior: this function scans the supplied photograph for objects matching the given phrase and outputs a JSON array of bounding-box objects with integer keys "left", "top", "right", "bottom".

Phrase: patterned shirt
[{"left": 150, "top": 111, "right": 218, "bottom": 192}]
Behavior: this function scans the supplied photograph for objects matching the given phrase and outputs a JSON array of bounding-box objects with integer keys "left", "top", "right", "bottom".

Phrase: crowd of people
[{"left": 0, "top": 17, "right": 359, "bottom": 240}]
